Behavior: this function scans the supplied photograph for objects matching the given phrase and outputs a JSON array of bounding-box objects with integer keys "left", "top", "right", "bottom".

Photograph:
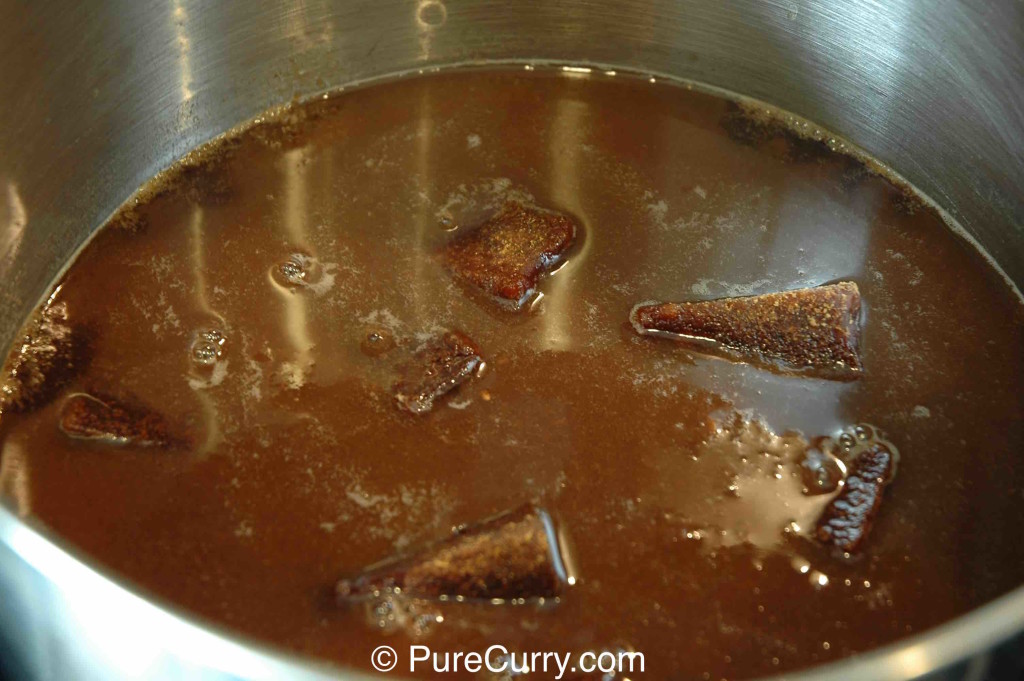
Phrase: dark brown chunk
[
  {"left": 443, "top": 201, "right": 578, "bottom": 309},
  {"left": 816, "top": 441, "right": 898, "bottom": 553},
  {"left": 631, "top": 282, "right": 863, "bottom": 378},
  {"left": 336, "top": 504, "right": 570, "bottom": 603},
  {"left": 393, "top": 331, "right": 482, "bottom": 414},
  {"left": 58, "top": 393, "right": 185, "bottom": 448},
  {"left": 0, "top": 300, "right": 87, "bottom": 414}
]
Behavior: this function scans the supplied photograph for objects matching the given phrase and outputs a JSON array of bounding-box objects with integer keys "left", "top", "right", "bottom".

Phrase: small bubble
[
  {"left": 271, "top": 253, "right": 322, "bottom": 289},
  {"left": 190, "top": 329, "right": 225, "bottom": 366},
  {"left": 192, "top": 343, "right": 218, "bottom": 365},
  {"left": 834, "top": 423, "right": 900, "bottom": 479},
  {"left": 361, "top": 329, "right": 396, "bottom": 357},
  {"left": 280, "top": 260, "right": 303, "bottom": 281},
  {"left": 799, "top": 440, "right": 845, "bottom": 494},
  {"left": 412, "top": 612, "right": 439, "bottom": 636}
]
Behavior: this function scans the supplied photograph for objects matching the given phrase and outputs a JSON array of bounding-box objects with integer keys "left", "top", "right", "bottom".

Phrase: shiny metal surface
[{"left": 0, "top": 1, "right": 1021, "bottom": 679}]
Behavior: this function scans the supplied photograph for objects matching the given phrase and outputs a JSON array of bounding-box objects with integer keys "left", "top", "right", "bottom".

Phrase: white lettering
[
  {"left": 409, "top": 645, "right": 429, "bottom": 671},
  {"left": 484, "top": 645, "right": 508, "bottom": 673}
]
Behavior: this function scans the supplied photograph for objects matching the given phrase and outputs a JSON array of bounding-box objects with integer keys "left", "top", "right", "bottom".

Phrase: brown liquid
[{"left": 2, "top": 67, "right": 1023, "bottom": 679}]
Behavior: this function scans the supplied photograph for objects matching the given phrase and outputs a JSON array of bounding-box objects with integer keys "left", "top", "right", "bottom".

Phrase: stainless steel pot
[{"left": 1, "top": 1, "right": 1021, "bottom": 679}]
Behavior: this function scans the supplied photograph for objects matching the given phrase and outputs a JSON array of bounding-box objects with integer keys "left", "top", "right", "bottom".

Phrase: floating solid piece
[
  {"left": 0, "top": 300, "right": 87, "bottom": 414},
  {"left": 58, "top": 393, "right": 185, "bottom": 448},
  {"left": 816, "top": 425, "right": 899, "bottom": 553},
  {"left": 444, "top": 201, "right": 578, "bottom": 310},
  {"left": 336, "top": 504, "right": 571, "bottom": 603},
  {"left": 393, "top": 331, "right": 483, "bottom": 414},
  {"left": 631, "top": 282, "right": 863, "bottom": 378}
]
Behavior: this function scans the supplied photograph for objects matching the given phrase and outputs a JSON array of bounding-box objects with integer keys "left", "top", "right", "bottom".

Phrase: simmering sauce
[{"left": 2, "top": 68, "right": 1023, "bottom": 679}]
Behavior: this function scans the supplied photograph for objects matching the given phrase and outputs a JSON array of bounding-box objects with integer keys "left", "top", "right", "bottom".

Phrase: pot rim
[{"left": 2, "top": 500, "right": 1022, "bottom": 681}]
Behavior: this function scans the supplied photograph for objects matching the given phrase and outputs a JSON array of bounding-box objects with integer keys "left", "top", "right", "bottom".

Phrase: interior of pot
[{"left": 0, "top": 1, "right": 1021, "bottom": 680}]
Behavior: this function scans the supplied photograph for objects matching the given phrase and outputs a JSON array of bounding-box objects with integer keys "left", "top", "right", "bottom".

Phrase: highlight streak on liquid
[
  {"left": 412, "top": 77, "right": 435, "bottom": 326},
  {"left": 277, "top": 146, "right": 315, "bottom": 387},
  {"left": 189, "top": 206, "right": 223, "bottom": 454},
  {"left": 541, "top": 97, "right": 589, "bottom": 351}
]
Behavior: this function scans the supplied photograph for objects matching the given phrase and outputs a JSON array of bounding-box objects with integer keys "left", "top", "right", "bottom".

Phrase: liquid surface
[{"left": 2, "top": 68, "right": 1024, "bottom": 679}]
